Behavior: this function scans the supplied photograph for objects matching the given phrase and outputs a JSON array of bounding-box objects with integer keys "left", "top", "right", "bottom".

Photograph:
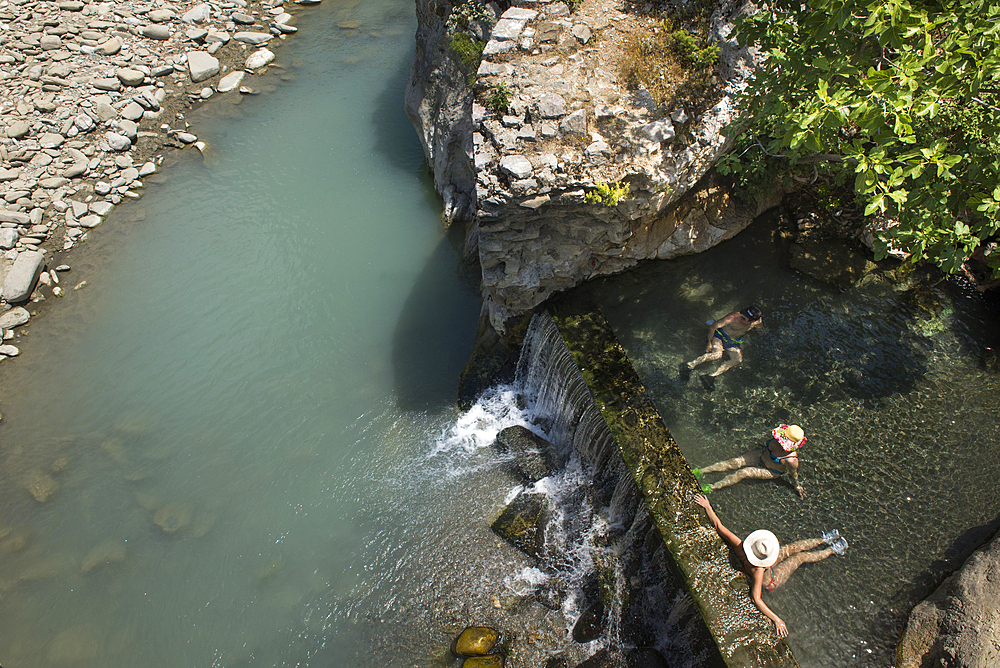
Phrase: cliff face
[
  {"left": 407, "top": 0, "right": 773, "bottom": 333},
  {"left": 404, "top": 0, "right": 478, "bottom": 225}
]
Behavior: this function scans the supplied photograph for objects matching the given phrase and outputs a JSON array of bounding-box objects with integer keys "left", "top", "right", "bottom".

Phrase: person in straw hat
[
  {"left": 693, "top": 424, "right": 808, "bottom": 499},
  {"left": 694, "top": 494, "right": 848, "bottom": 637}
]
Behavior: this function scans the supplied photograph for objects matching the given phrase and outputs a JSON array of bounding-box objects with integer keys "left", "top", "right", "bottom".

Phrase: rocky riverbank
[{"left": 0, "top": 0, "right": 317, "bottom": 369}]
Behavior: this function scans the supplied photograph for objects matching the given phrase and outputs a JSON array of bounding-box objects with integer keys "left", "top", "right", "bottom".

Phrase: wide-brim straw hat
[
  {"left": 772, "top": 424, "right": 806, "bottom": 452},
  {"left": 744, "top": 529, "right": 780, "bottom": 567}
]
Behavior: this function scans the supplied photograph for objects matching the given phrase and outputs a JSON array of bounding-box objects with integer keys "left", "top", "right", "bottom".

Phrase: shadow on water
[
  {"left": 371, "top": 48, "right": 432, "bottom": 177},
  {"left": 390, "top": 228, "right": 480, "bottom": 411}
]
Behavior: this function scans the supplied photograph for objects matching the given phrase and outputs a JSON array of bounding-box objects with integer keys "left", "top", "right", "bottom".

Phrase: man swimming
[{"left": 682, "top": 305, "right": 762, "bottom": 389}]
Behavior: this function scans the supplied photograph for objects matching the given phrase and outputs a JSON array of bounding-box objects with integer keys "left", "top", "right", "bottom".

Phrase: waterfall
[
  {"left": 512, "top": 313, "right": 718, "bottom": 667},
  {"left": 509, "top": 308, "right": 800, "bottom": 667},
  {"left": 516, "top": 314, "right": 627, "bottom": 494}
]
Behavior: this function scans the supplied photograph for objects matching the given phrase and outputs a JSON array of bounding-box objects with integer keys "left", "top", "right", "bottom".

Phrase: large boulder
[
  {"left": 897, "top": 531, "right": 1000, "bottom": 668},
  {"left": 490, "top": 491, "right": 549, "bottom": 560},
  {"left": 1, "top": 251, "right": 45, "bottom": 303}
]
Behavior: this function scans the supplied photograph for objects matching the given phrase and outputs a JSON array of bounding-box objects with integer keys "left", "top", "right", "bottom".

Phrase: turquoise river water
[{"left": 0, "top": 2, "right": 546, "bottom": 666}]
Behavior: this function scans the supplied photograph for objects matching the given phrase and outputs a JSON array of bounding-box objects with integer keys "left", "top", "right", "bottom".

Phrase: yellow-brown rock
[{"left": 452, "top": 626, "right": 500, "bottom": 657}]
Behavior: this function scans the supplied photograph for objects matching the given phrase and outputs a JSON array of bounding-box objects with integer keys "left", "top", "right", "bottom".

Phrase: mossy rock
[
  {"left": 494, "top": 425, "right": 559, "bottom": 482},
  {"left": 491, "top": 491, "right": 549, "bottom": 560},
  {"left": 462, "top": 655, "right": 504, "bottom": 668},
  {"left": 457, "top": 318, "right": 524, "bottom": 411},
  {"left": 452, "top": 626, "right": 501, "bottom": 657}
]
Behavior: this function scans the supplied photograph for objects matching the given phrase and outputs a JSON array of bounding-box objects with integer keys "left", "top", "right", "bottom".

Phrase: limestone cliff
[
  {"left": 404, "top": 0, "right": 478, "bottom": 225},
  {"left": 407, "top": 0, "right": 775, "bottom": 333}
]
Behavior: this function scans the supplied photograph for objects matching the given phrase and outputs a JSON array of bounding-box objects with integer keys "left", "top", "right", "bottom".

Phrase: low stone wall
[
  {"left": 897, "top": 529, "right": 1000, "bottom": 668},
  {"left": 548, "top": 296, "right": 799, "bottom": 667}
]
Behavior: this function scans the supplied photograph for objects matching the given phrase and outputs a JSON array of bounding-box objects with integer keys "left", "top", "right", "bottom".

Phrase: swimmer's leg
[
  {"left": 711, "top": 347, "right": 743, "bottom": 377},
  {"left": 777, "top": 538, "right": 826, "bottom": 562},
  {"left": 687, "top": 338, "right": 724, "bottom": 370},
  {"left": 769, "top": 544, "right": 834, "bottom": 590},
  {"left": 699, "top": 451, "right": 756, "bottom": 475},
  {"left": 709, "top": 465, "right": 781, "bottom": 491}
]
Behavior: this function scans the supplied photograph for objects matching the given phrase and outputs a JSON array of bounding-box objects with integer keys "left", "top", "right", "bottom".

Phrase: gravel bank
[{"left": 0, "top": 0, "right": 319, "bottom": 366}]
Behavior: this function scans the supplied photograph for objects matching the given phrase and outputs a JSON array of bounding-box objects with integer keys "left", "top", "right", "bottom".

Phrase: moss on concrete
[{"left": 548, "top": 294, "right": 799, "bottom": 668}]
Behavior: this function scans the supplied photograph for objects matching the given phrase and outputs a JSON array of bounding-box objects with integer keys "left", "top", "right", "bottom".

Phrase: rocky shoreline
[{"left": 0, "top": 0, "right": 318, "bottom": 371}]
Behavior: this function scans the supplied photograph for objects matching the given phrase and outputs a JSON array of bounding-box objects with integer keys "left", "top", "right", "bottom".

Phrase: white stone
[
  {"left": 105, "top": 132, "right": 131, "bottom": 151},
  {"left": 187, "top": 51, "right": 220, "bottom": 83},
  {"left": 233, "top": 31, "right": 273, "bottom": 45},
  {"left": 640, "top": 119, "right": 675, "bottom": 143},
  {"left": 560, "top": 109, "right": 587, "bottom": 135},
  {"left": 217, "top": 71, "right": 245, "bottom": 92},
  {"left": 0, "top": 306, "right": 29, "bottom": 329},
  {"left": 537, "top": 94, "right": 567, "bottom": 118},
  {"left": 501, "top": 8, "right": 539, "bottom": 20},
  {"left": 245, "top": 48, "right": 275, "bottom": 69},
  {"left": 182, "top": 3, "right": 211, "bottom": 24},
  {"left": 74, "top": 114, "right": 95, "bottom": 131},
  {"left": 1, "top": 251, "right": 45, "bottom": 303},
  {"left": 0, "top": 229, "right": 17, "bottom": 250},
  {"left": 38, "top": 133, "right": 65, "bottom": 149}
]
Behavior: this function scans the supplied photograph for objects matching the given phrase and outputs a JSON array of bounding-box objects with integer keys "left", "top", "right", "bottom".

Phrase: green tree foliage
[
  {"left": 721, "top": 0, "right": 1000, "bottom": 274},
  {"left": 446, "top": 1, "right": 495, "bottom": 77}
]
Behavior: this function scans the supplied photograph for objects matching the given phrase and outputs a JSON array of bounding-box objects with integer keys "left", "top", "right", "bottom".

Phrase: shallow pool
[{"left": 581, "top": 212, "right": 1000, "bottom": 666}]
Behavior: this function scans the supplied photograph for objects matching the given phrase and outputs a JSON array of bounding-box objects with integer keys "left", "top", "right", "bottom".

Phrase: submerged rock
[
  {"left": 153, "top": 504, "right": 192, "bottom": 533},
  {"left": 80, "top": 538, "right": 127, "bottom": 573},
  {"left": 463, "top": 656, "right": 504, "bottom": 668},
  {"left": 571, "top": 600, "right": 605, "bottom": 643},
  {"left": 48, "top": 626, "right": 99, "bottom": 664},
  {"left": 490, "top": 491, "right": 549, "bottom": 560},
  {"left": 452, "top": 626, "right": 500, "bottom": 657},
  {"left": 27, "top": 470, "right": 60, "bottom": 502},
  {"left": 788, "top": 239, "right": 875, "bottom": 290}
]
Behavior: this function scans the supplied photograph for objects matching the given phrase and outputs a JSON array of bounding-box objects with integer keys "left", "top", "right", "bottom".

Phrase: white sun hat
[{"left": 743, "top": 529, "right": 780, "bottom": 567}]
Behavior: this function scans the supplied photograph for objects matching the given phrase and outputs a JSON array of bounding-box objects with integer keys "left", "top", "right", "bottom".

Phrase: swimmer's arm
[
  {"left": 786, "top": 458, "right": 805, "bottom": 499},
  {"left": 694, "top": 495, "right": 741, "bottom": 549},
  {"left": 750, "top": 569, "right": 788, "bottom": 637}
]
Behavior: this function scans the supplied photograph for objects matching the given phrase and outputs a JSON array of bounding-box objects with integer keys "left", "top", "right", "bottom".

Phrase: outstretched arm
[
  {"left": 694, "top": 494, "right": 742, "bottom": 549},
  {"left": 750, "top": 569, "right": 788, "bottom": 637}
]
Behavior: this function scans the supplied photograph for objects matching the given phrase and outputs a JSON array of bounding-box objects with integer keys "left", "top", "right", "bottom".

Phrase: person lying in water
[
  {"left": 694, "top": 424, "right": 807, "bottom": 499},
  {"left": 681, "top": 305, "right": 762, "bottom": 390},
  {"left": 694, "top": 494, "right": 848, "bottom": 637}
]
